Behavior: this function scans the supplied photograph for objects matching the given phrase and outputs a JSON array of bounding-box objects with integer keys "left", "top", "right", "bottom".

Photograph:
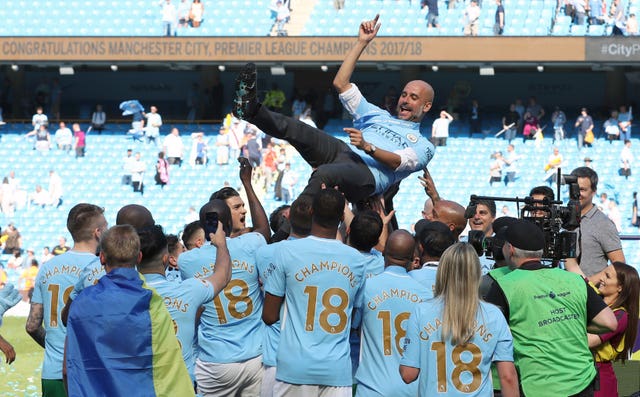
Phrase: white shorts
[
  {"left": 260, "top": 365, "right": 277, "bottom": 397},
  {"left": 196, "top": 355, "right": 263, "bottom": 397},
  {"left": 273, "top": 381, "right": 351, "bottom": 397}
]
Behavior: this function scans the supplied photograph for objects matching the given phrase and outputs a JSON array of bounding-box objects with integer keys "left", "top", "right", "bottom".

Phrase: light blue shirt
[
  {"left": 401, "top": 300, "right": 514, "bottom": 397},
  {"left": 340, "top": 84, "right": 435, "bottom": 195},
  {"left": 31, "top": 251, "right": 100, "bottom": 379},
  {"left": 264, "top": 236, "right": 367, "bottom": 386},
  {"left": 143, "top": 273, "right": 215, "bottom": 381},
  {"left": 362, "top": 249, "right": 385, "bottom": 279},
  {"left": 178, "top": 232, "right": 266, "bottom": 363},
  {"left": 255, "top": 238, "right": 296, "bottom": 368},
  {"left": 350, "top": 249, "right": 385, "bottom": 378},
  {"left": 355, "top": 266, "right": 430, "bottom": 397},
  {"left": 69, "top": 259, "right": 105, "bottom": 301},
  {"left": 409, "top": 263, "right": 438, "bottom": 298}
]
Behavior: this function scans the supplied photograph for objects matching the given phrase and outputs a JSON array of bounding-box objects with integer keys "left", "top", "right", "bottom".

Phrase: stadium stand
[
  {"left": 0, "top": 119, "right": 638, "bottom": 289},
  {"left": 0, "top": 0, "right": 636, "bottom": 37}
]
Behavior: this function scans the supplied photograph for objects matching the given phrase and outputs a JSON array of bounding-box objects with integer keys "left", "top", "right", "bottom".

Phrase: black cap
[
  {"left": 504, "top": 219, "right": 544, "bottom": 251},
  {"left": 493, "top": 217, "right": 519, "bottom": 241}
]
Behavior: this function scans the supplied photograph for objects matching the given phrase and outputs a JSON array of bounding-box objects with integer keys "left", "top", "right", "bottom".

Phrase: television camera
[{"left": 466, "top": 171, "right": 581, "bottom": 262}]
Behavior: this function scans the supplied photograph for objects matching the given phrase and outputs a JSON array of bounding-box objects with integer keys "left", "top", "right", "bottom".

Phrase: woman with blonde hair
[{"left": 400, "top": 242, "right": 519, "bottom": 396}]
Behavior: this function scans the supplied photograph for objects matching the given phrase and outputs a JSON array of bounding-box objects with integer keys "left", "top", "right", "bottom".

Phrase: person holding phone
[{"left": 178, "top": 197, "right": 267, "bottom": 396}]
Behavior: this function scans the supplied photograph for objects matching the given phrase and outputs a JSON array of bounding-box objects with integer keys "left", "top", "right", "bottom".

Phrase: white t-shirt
[{"left": 432, "top": 118, "right": 451, "bottom": 138}]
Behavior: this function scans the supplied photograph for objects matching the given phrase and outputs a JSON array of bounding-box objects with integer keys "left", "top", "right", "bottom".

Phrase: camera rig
[{"left": 466, "top": 169, "right": 581, "bottom": 262}]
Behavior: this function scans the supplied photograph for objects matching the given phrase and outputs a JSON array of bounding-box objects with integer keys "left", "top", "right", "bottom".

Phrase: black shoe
[{"left": 233, "top": 63, "right": 257, "bottom": 120}]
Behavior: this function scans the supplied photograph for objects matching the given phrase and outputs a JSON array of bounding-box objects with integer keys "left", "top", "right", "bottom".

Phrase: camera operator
[
  {"left": 570, "top": 167, "right": 625, "bottom": 282},
  {"left": 527, "top": 186, "right": 554, "bottom": 218},
  {"left": 485, "top": 219, "right": 618, "bottom": 397},
  {"left": 478, "top": 216, "right": 518, "bottom": 299}
]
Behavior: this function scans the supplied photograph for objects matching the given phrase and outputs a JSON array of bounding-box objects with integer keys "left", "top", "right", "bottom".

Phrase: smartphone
[{"left": 202, "top": 212, "right": 218, "bottom": 241}]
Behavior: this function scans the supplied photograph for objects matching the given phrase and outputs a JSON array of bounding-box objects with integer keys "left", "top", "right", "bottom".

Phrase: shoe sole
[{"left": 233, "top": 63, "right": 257, "bottom": 120}]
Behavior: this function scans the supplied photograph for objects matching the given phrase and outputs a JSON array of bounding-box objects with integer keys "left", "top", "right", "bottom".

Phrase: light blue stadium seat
[
  {"left": 588, "top": 24, "right": 605, "bottom": 35},
  {"left": 570, "top": 24, "right": 587, "bottom": 35}
]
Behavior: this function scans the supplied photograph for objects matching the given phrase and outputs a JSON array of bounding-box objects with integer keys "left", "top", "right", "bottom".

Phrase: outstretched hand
[
  {"left": 418, "top": 168, "right": 441, "bottom": 202},
  {"left": 359, "top": 14, "right": 381, "bottom": 42},
  {"left": 238, "top": 156, "right": 252, "bottom": 184},
  {"left": 0, "top": 284, "right": 21, "bottom": 316}
]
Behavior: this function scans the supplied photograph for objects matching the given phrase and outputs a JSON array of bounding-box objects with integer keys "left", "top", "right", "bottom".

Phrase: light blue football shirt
[
  {"left": 350, "top": 249, "right": 385, "bottom": 379},
  {"left": 362, "top": 249, "right": 384, "bottom": 279},
  {"left": 144, "top": 273, "right": 214, "bottom": 381},
  {"left": 69, "top": 258, "right": 105, "bottom": 300},
  {"left": 264, "top": 236, "right": 367, "bottom": 387},
  {"left": 178, "top": 232, "right": 266, "bottom": 363},
  {"left": 409, "top": 264, "right": 438, "bottom": 299},
  {"left": 255, "top": 238, "right": 297, "bottom": 368},
  {"left": 340, "top": 84, "right": 436, "bottom": 195},
  {"left": 31, "top": 251, "right": 100, "bottom": 379},
  {"left": 354, "top": 266, "right": 430, "bottom": 397},
  {"left": 401, "top": 300, "right": 514, "bottom": 397}
]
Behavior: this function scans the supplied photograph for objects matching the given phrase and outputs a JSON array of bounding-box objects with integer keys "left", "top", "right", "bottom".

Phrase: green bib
[{"left": 497, "top": 268, "right": 595, "bottom": 397}]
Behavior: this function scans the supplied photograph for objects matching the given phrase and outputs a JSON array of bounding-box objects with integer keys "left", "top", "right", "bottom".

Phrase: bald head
[
  {"left": 383, "top": 230, "right": 416, "bottom": 270},
  {"left": 116, "top": 204, "right": 155, "bottom": 230},
  {"left": 433, "top": 200, "right": 466, "bottom": 239},
  {"left": 422, "top": 198, "right": 434, "bottom": 219},
  {"left": 396, "top": 80, "right": 434, "bottom": 123}
]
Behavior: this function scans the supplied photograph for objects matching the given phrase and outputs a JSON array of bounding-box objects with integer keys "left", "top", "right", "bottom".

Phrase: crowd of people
[
  {"left": 0, "top": 15, "right": 638, "bottom": 397},
  {"left": 159, "top": 0, "right": 205, "bottom": 36},
  {"left": 420, "top": 0, "right": 639, "bottom": 36}
]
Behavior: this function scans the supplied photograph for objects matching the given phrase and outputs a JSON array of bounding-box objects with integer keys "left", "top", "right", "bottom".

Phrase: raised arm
[
  {"left": 333, "top": 14, "right": 381, "bottom": 94},
  {"left": 238, "top": 157, "right": 270, "bottom": 241},
  {"left": 204, "top": 221, "right": 232, "bottom": 296}
]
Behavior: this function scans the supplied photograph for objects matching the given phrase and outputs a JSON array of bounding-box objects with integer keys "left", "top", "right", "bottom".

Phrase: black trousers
[{"left": 249, "top": 105, "right": 375, "bottom": 203}]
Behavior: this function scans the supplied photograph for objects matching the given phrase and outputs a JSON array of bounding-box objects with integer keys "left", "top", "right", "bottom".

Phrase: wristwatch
[{"left": 365, "top": 144, "right": 377, "bottom": 155}]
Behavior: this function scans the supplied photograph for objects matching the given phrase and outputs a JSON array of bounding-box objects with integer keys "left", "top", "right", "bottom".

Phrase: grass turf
[
  {"left": 0, "top": 315, "right": 638, "bottom": 396},
  {"left": 0, "top": 316, "right": 43, "bottom": 397}
]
